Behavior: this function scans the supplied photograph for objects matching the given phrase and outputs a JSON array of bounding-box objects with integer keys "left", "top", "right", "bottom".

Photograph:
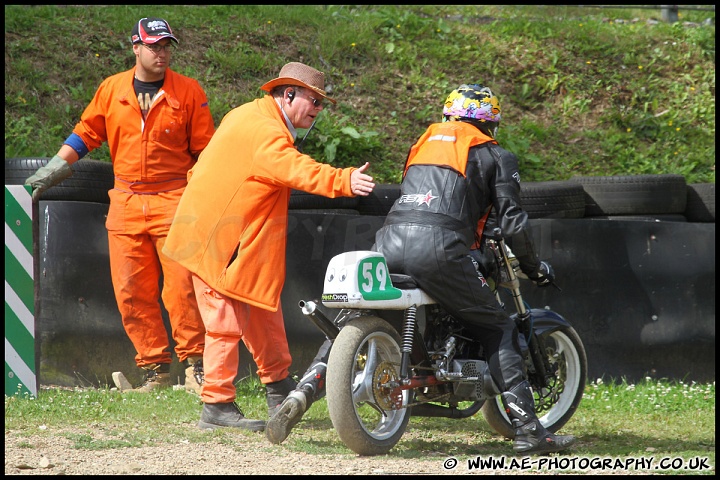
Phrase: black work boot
[
  {"left": 265, "top": 376, "right": 297, "bottom": 417},
  {"left": 501, "top": 380, "right": 576, "bottom": 455},
  {"left": 198, "top": 402, "right": 266, "bottom": 432}
]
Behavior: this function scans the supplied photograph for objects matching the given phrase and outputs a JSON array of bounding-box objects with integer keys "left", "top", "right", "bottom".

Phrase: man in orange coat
[
  {"left": 25, "top": 17, "right": 215, "bottom": 394},
  {"left": 163, "top": 62, "right": 375, "bottom": 431}
]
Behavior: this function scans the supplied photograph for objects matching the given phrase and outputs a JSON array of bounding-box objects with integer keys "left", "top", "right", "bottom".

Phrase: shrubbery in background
[{"left": 4, "top": 5, "right": 715, "bottom": 184}]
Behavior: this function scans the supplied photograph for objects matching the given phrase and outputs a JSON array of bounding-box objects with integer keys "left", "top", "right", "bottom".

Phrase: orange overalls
[
  {"left": 163, "top": 95, "right": 356, "bottom": 402},
  {"left": 71, "top": 67, "right": 215, "bottom": 368}
]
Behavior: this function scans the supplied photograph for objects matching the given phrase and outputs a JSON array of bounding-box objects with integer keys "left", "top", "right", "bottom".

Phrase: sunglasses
[{"left": 297, "top": 90, "right": 324, "bottom": 108}]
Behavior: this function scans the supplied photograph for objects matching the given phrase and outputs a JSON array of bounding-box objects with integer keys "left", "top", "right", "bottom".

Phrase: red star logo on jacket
[{"left": 417, "top": 190, "right": 438, "bottom": 207}]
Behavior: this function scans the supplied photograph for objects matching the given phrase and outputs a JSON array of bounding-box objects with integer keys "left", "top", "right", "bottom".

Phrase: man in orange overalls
[
  {"left": 162, "top": 62, "right": 376, "bottom": 431},
  {"left": 25, "top": 17, "right": 215, "bottom": 394}
]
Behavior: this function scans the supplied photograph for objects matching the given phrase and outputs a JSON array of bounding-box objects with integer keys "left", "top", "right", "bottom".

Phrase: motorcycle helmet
[{"left": 443, "top": 84, "right": 501, "bottom": 138}]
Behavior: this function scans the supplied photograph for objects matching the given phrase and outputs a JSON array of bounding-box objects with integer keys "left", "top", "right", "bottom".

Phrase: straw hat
[{"left": 260, "top": 62, "right": 336, "bottom": 104}]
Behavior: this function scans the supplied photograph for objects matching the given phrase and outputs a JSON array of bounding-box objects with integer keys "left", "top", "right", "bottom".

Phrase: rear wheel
[
  {"left": 481, "top": 325, "right": 587, "bottom": 439},
  {"left": 326, "top": 316, "right": 410, "bottom": 456}
]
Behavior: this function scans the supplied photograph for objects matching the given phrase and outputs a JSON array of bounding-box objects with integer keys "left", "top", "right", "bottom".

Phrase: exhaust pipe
[{"left": 298, "top": 300, "right": 340, "bottom": 340}]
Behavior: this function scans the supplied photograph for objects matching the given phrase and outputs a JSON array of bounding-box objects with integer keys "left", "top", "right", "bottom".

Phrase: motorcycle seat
[{"left": 390, "top": 274, "right": 418, "bottom": 289}]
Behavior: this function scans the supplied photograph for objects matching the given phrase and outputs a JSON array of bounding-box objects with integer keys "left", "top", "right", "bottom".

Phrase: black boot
[
  {"left": 265, "top": 376, "right": 297, "bottom": 417},
  {"left": 266, "top": 363, "right": 327, "bottom": 444},
  {"left": 198, "top": 402, "right": 266, "bottom": 432},
  {"left": 501, "top": 380, "right": 576, "bottom": 455}
]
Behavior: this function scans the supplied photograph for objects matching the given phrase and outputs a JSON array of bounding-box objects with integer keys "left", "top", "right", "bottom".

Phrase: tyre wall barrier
[
  {"left": 520, "top": 218, "right": 714, "bottom": 382},
  {"left": 5, "top": 161, "right": 715, "bottom": 390},
  {"left": 26, "top": 201, "right": 715, "bottom": 390}
]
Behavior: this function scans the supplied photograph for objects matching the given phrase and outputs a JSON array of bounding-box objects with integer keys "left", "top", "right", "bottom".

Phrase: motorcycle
[{"left": 298, "top": 229, "right": 587, "bottom": 456}]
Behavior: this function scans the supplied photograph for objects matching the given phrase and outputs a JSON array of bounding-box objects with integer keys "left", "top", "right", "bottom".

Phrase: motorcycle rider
[{"left": 268, "top": 84, "right": 576, "bottom": 455}]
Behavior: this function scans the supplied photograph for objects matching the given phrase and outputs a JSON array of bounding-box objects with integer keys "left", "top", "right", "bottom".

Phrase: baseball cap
[{"left": 130, "top": 17, "right": 178, "bottom": 45}]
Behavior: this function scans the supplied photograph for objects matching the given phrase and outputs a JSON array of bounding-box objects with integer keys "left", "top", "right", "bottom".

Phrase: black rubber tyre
[
  {"left": 684, "top": 183, "right": 715, "bottom": 223},
  {"left": 5, "top": 157, "right": 114, "bottom": 204},
  {"left": 356, "top": 184, "right": 401, "bottom": 216},
  {"left": 357, "top": 182, "right": 586, "bottom": 218},
  {"left": 481, "top": 325, "right": 587, "bottom": 439},
  {"left": 570, "top": 174, "right": 687, "bottom": 216},
  {"left": 290, "top": 209, "right": 360, "bottom": 215},
  {"left": 289, "top": 189, "right": 360, "bottom": 210},
  {"left": 326, "top": 316, "right": 410, "bottom": 456},
  {"left": 587, "top": 214, "right": 687, "bottom": 222},
  {"left": 520, "top": 181, "right": 585, "bottom": 219}
]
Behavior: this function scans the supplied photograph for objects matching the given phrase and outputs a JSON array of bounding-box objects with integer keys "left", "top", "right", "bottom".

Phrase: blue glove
[{"left": 528, "top": 261, "right": 554, "bottom": 287}]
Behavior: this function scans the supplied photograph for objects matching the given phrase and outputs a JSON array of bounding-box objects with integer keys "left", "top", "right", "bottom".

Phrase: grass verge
[{"left": 5, "top": 377, "right": 715, "bottom": 474}]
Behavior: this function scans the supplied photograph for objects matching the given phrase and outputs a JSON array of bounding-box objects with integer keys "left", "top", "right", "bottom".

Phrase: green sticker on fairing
[{"left": 357, "top": 256, "right": 402, "bottom": 300}]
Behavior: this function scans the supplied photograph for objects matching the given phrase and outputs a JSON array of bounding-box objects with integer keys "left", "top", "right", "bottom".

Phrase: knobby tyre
[
  {"left": 480, "top": 325, "right": 587, "bottom": 439},
  {"left": 326, "top": 316, "right": 410, "bottom": 456}
]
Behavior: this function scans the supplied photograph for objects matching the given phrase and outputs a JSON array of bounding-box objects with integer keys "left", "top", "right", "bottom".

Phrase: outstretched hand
[{"left": 351, "top": 162, "right": 375, "bottom": 196}]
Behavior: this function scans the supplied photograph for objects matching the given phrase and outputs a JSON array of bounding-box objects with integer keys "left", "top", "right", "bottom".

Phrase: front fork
[
  {"left": 518, "top": 311, "right": 553, "bottom": 389},
  {"left": 490, "top": 235, "right": 553, "bottom": 390}
]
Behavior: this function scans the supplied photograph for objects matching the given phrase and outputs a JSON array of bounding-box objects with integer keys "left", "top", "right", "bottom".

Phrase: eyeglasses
[
  {"left": 298, "top": 90, "right": 324, "bottom": 108},
  {"left": 141, "top": 43, "right": 175, "bottom": 54}
]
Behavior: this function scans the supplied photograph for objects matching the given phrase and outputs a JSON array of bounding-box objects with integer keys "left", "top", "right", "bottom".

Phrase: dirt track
[{"left": 5, "top": 426, "right": 664, "bottom": 476}]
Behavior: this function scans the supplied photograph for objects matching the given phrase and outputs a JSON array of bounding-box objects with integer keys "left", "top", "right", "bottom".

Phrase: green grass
[
  {"left": 5, "top": 376, "right": 715, "bottom": 474},
  {"left": 4, "top": 5, "right": 715, "bottom": 184}
]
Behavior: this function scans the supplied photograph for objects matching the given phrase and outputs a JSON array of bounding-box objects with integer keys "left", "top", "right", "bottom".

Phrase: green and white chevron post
[{"left": 5, "top": 184, "right": 38, "bottom": 398}]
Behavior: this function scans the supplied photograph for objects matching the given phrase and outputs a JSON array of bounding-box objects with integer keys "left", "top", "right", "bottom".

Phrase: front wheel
[
  {"left": 326, "top": 316, "right": 410, "bottom": 456},
  {"left": 481, "top": 325, "right": 587, "bottom": 439}
]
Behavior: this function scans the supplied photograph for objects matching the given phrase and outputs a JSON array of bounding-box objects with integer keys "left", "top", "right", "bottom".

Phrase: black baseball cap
[{"left": 130, "top": 17, "right": 178, "bottom": 45}]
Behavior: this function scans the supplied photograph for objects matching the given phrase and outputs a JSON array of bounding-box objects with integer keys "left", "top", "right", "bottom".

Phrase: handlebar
[{"left": 488, "top": 228, "right": 561, "bottom": 293}]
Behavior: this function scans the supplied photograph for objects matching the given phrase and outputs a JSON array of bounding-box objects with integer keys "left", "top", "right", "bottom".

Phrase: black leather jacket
[{"left": 382, "top": 132, "right": 541, "bottom": 277}]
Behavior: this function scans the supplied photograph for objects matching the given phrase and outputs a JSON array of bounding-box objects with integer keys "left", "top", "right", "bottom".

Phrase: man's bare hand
[{"left": 351, "top": 162, "right": 375, "bottom": 196}]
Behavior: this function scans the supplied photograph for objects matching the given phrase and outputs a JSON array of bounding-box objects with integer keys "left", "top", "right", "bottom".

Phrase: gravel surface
[
  {"left": 5, "top": 426, "right": 662, "bottom": 476},
  {"left": 4, "top": 428, "right": 476, "bottom": 475}
]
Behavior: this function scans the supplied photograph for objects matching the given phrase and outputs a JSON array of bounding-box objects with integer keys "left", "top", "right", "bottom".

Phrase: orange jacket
[
  {"left": 163, "top": 95, "right": 356, "bottom": 311},
  {"left": 72, "top": 68, "right": 215, "bottom": 182}
]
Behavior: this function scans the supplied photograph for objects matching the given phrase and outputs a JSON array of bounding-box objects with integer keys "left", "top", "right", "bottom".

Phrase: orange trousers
[
  {"left": 191, "top": 274, "right": 292, "bottom": 404},
  {"left": 106, "top": 185, "right": 205, "bottom": 368}
]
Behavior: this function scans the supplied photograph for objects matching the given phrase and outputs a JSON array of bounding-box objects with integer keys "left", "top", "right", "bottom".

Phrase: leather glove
[
  {"left": 24, "top": 155, "right": 73, "bottom": 198},
  {"left": 527, "top": 261, "right": 555, "bottom": 287}
]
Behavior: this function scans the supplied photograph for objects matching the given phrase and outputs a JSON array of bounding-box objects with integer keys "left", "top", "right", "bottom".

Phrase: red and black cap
[{"left": 130, "top": 17, "right": 178, "bottom": 45}]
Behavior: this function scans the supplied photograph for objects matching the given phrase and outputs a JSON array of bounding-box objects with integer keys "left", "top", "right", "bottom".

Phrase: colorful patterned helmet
[{"left": 443, "top": 84, "right": 501, "bottom": 138}]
